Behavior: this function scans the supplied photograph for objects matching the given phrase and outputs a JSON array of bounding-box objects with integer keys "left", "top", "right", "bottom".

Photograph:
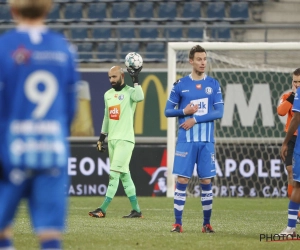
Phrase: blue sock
[
  {"left": 287, "top": 200, "right": 300, "bottom": 228},
  {"left": 201, "top": 183, "right": 213, "bottom": 226},
  {"left": 0, "top": 239, "right": 13, "bottom": 249},
  {"left": 41, "top": 239, "right": 61, "bottom": 250},
  {"left": 174, "top": 182, "right": 187, "bottom": 225}
]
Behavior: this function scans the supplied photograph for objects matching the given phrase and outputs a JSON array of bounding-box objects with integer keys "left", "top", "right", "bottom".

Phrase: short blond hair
[{"left": 9, "top": 0, "right": 52, "bottom": 19}]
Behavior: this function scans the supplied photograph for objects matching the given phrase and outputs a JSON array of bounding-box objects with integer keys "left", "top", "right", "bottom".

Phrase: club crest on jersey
[
  {"left": 118, "top": 94, "right": 124, "bottom": 100},
  {"left": 109, "top": 104, "right": 120, "bottom": 120},
  {"left": 12, "top": 46, "right": 31, "bottom": 64},
  {"left": 196, "top": 84, "right": 202, "bottom": 90},
  {"left": 205, "top": 87, "right": 213, "bottom": 95}
]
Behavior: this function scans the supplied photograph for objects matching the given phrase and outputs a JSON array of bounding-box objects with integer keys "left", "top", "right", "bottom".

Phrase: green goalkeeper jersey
[{"left": 101, "top": 84, "right": 144, "bottom": 143}]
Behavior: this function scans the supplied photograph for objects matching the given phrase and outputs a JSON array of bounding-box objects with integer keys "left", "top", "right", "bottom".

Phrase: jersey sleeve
[
  {"left": 292, "top": 89, "right": 300, "bottom": 113},
  {"left": 213, "top": 79, "right": 224, "bottom": 106},
  {"left": 164, "top": 82, "right": 185, "bottom": 117},
  {"left": 130, "top": 85, "right": 144, "bottom": 102},
  {"left": 101, "top": 95, "right": 109, "bottom": 134},
  {"left": 277, "top": 93, "right": 292, "bottom": 116}
]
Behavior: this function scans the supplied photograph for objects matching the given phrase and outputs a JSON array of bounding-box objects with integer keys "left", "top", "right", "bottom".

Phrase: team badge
[
  {"left": 205, "top": 87, "right": 213, "bottom": 95},
  {"left": 196, "top": 84, "right": 202, "bottom": 90},
  {"left": 12, "top": 46, "right": 31, "bottom": 65},
  {"left": 118, "top": 94, "right": 124, "bottom": 100}
]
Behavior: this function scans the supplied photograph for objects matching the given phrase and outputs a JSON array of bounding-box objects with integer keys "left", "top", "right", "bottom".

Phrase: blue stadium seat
[
  {"left": 164, "top": 22, "right": 183, "bottom": 40},
  {"left": 178, "top": 2, "right": 202, "bottom": 22},
  {"left": 86, "top": 3, "right": 107, "bottom": 22},
  {"left": 120, "top": 42, "right": 140, "bottom": 60},
  {"left": 0, "top": 4, "right": 11, "bottom": 23},
  {"left": 155, "top": 2, "right": 177, "bottom": 22},
  {"left": 117, "top": 22, "right": 136, "bottom": 40},
  {"left": 206, "top": 2, "right": 225, "bottom": 21},
  {"left": 92, "top": 26, "right": 112, "bottom": 41},
  {"left": 229, "top": 2, "right": 249, "bottom": 22},
  {"left": 132, "top": 2, "right": 154, "bottom": 21},
  {"left": 47, "top": 3, "right": 61, "bottom": 22},
  {"left": 111, "top": 2, "right": 130, "bottom": 21},
  {"left": 187, "top": 26, "right": 204, "bottom": 41},
  {"left": 70, "top": 28, "right": 89, "bottom": 41},
  {"left": 210, "top": 22, "right": 231, "bottom": 41},
  {"left": 97, "top": 42, "right": 117, "bottom": 62},
  {"left": 64, "top": 3, "right": 83, "bottom": 21},
  {"left": 139, "top": 23, "right": 158, "bottom": 40},
  {"left": 76, "top": 43, "right": 93, "bottom": 62},
  {"left": 52, "top": 28, "right": 65, "bottom": 36},
  {"left": 145, "top": 42, "right": 165, "bottom": 62}
]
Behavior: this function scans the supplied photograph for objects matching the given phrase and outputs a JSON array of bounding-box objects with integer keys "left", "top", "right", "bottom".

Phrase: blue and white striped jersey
[
  {"left": 166, "top": 74, "right": 223, "bottom": 143},
  {"left": 0, "top": 26, "right": 79, "bottom": 169}
]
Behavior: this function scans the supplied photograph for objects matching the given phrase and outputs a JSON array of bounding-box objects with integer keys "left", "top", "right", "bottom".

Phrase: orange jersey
[{"left": 277, "top": 91, "right": 297, "bottom": 135}]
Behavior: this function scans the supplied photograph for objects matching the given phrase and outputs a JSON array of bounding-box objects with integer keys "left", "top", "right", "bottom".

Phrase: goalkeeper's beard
[{"left": 111, "top": 77, "right": 124, "bottom": 91}]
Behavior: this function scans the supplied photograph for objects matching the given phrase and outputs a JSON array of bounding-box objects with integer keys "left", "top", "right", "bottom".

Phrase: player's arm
[
  {"left": 193, "top": 103, "right": 224, "bottom": 123},
  {"left": 127, "top": 67, "right": 144, "bottom": 102},
  {"left": 277, "top": 93, "right": 293, "bottom": 116},
  {"left": 97, "top": 97, "right": 108, "bottom": 152}
]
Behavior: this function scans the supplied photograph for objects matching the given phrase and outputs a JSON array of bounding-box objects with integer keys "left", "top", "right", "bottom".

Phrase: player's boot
[
  {"left": 88, "top": 208, "right": 106, "bottom": 218},
  {"left": 202, "top": 224, "right": 215, "bottom": 233},
  {"left": 170, "top": 224, "right": 183, "bottom": 233},
  {"left": 279, "top": 226, "right": 296, "bottom": 236},
  {"left": 122, "top": 210, "right": 143, "bottom": 218}
]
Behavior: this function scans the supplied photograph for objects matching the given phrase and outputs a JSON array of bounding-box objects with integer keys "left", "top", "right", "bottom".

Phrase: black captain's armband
[{"left": 286, "top": 92, "right": 295, "bottom": 104}]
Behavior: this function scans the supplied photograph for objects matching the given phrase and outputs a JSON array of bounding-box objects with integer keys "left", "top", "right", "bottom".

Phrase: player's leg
[
  {"left": 170, "top": 142, "right": 196, "bottom": 233},
  {"left": 0, "top": 168, "right": 27, "bottom": 250},
  {"left": 112, "top": 141, "right": 142, "bottom": 218},
  {"left": 89, "top": 140, "right": 121, "bottom": 217},
  {"left": 197, "top": 142, "right": 215, "bottom": 233},
  {"left": 280, "top": 152, "right": 300, "bottom": 235},
  {"left": 29, "top": 168, "right": 68, "bottom": 250}
]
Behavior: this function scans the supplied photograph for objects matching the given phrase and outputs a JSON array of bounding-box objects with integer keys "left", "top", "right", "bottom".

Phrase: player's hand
[
  {"left": 183, "top": 103, "right": 198, "bottom": 115},
  {"left": 127, "top": 66, "right": 143, "bottom": 84},
  {"left": 180, "top": 118, "right": 196, "bottom": 130},
  {"left": 96, "top": 140, "right": 106, "bottom": 152},
  {"left": 280, "top": 143, "right": 288, "bottom": 162}
]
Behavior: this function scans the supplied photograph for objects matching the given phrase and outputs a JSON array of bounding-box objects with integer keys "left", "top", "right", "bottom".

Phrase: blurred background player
[
  {"left": 164, "top": 45, "right": 224, "bottom": 233},
  {"left": 277, "top": 68, "right": 300, "bottom": 224},
  {"left": 280, "top": 69, "right": 300, "bottom": 235},
  {"left": 0, "top": 0, "right": 79, "bottom": 249},
  {"left": 88, "top": 65, "right": 144, "bottom": 218}
]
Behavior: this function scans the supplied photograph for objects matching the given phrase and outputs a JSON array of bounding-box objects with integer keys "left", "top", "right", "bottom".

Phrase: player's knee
[
  {"left": 177, "top": 176, "right": 189, "bottom": 184},
  {"left": 200, "top": 178, "right": 211, "bottom": 185},
  {"left": 37, "top": 230, "right": 61, "bottom": 241}
]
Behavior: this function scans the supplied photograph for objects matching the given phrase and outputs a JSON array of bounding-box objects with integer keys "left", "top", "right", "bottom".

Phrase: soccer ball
[{"left": 125, "top": 52, "right": 143, "bottom": 69}]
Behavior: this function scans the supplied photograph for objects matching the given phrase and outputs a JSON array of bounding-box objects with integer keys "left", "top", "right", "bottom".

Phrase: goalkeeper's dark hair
[
  {"left": 189, "top": 45, "right": 206, "bottom": 60},
  {"left": 293, "top": 68, "right": 300, "bottom": 76}
]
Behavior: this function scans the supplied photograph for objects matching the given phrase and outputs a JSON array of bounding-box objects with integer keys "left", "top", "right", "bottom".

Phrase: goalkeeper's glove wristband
[
  {"left": 286, "top": 92, "right": 295, "bottom": 104},
  {"left": 99, "top": 133, "right": 106, "bottom": 142}
]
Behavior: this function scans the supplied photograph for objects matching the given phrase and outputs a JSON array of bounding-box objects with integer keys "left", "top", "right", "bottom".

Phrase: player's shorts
[
  {"left": 0, "top": 167, "right": 68, "bottom": 233},
  {"left": 108, "top": 140, "right": 134, "bottom": 173},
  {"left": 173, "top": 141, "right": 216, "bottom": 179},
  {"left": 285, "top": 135, "right": 297, "bottom": 167}
]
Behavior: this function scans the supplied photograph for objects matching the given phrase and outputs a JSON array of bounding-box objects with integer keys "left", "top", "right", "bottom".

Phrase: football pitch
[{"left": 13, "top": 197, "right": 299, "bottom": 250}]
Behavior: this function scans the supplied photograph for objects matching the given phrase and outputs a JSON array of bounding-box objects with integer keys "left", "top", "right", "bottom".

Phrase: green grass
[{"left": 12, "top": 197, "right": 299, "bottom": 250}]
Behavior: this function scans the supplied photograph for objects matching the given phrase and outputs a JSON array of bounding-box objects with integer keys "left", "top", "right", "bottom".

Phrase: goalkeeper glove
[
  {"left": 96, "top": 133, "right": 107, "bottom": 152},
  {"left": 127, "top": 66, "right": 143, "bottom": 84}
]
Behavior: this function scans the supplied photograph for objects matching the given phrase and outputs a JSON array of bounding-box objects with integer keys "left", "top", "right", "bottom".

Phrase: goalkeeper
[{"left": 88, "top": 65, "right": 144, "bottom": 218}]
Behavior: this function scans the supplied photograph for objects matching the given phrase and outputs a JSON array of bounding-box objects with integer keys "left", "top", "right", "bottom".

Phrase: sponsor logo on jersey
[
  {"left": 109, "top": 104, "right": 120, "bottom": 120},
  {"left": 205, "top": 87, "right": 213, "bottom": 95},
  {"left": 118, "top": 94, "right": 124, "bottom": 100},
  {"left": 196, "top": 84, "right": 202, "bottom": 90}
]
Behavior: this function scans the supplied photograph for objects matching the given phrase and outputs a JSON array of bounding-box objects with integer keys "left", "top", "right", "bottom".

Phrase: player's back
[{"left": 0, "top": 27, "right": 78, "bottom": 169}]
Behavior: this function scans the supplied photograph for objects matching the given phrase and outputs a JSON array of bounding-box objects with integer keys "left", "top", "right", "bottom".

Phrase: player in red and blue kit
[
  {"left": 165, "top": 45, "right": 224, "bottom": 233},
  {"left": 0, "top": 1, "right": 79, "bottom": 249}
]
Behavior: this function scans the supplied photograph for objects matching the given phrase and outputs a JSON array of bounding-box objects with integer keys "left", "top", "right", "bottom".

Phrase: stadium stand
[
  {"left": 0, "top": 0, "right": 275, "bottom": 63},
  {"left": 76, "top": 43, "right": 94, "bottom": 62},
  {"left": 120, "top": 42, "right": 140, "bottom": 59}
]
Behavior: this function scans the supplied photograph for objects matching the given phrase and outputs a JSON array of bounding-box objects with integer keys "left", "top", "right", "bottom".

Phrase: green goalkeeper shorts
[{"left": 108, "top": 139, "right": 134, "bottom": 173}]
